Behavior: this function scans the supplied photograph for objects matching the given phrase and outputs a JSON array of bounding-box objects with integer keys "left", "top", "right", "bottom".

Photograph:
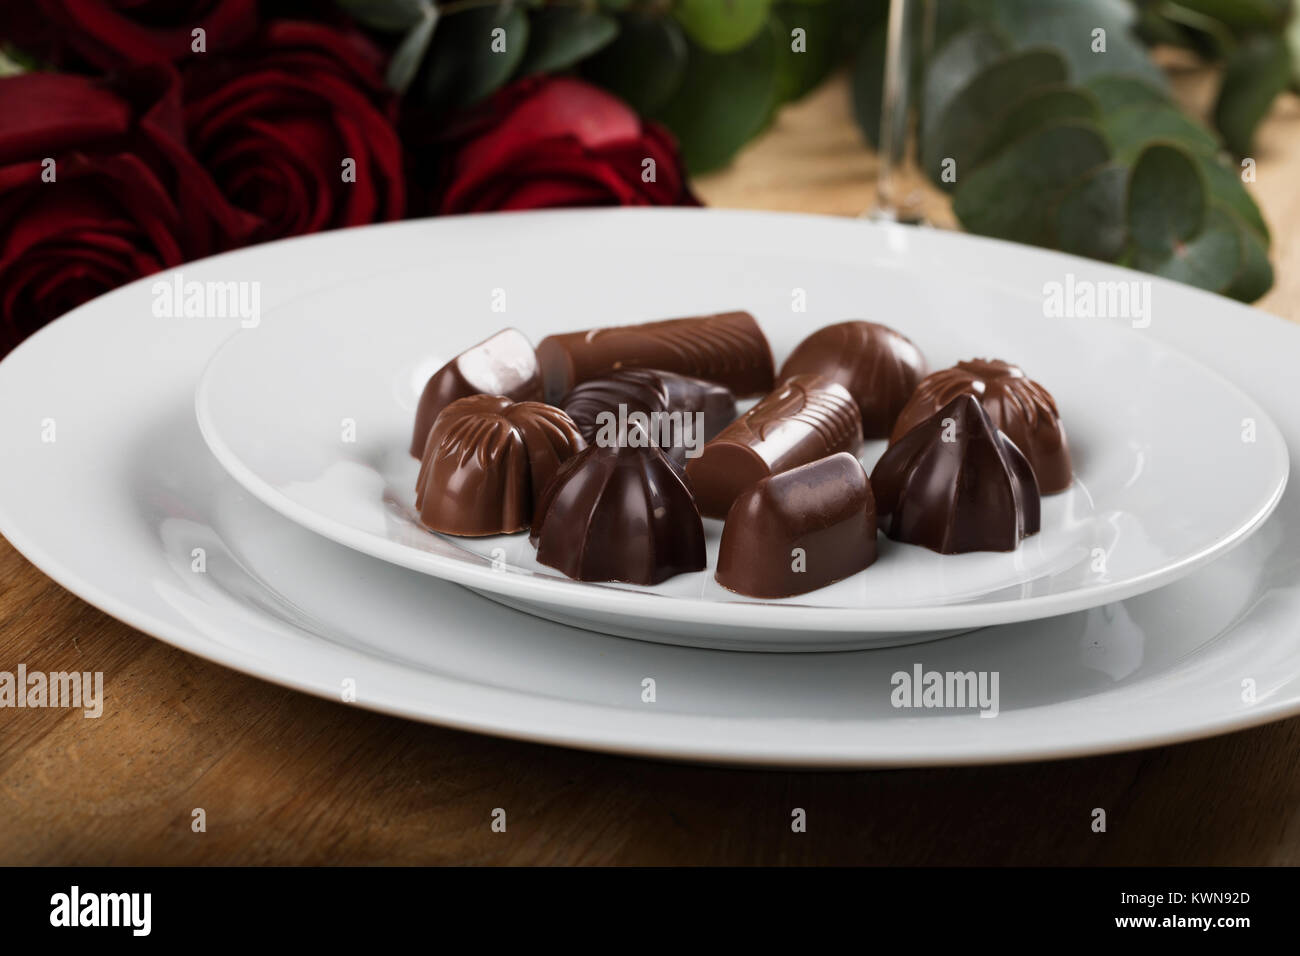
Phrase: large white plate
[
  {"left": 2, "top": 209, "right": 1300, "bottom": 766},
  {"left": 193, "top": 216, "right": 1287, "bottom": 650}
]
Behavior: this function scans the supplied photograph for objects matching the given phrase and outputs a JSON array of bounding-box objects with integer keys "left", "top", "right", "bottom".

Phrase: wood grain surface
[{"left": 3, "top": 63, "right": 1299, "bottom": 866}]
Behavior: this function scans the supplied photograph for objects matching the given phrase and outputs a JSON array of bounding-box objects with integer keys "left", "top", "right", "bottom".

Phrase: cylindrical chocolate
[
  {"left": 535, "top": 311, "right": 775, "bottom": 403},
  {"left": 778, "top": 321, "right": 927, "bottom": 438},
  {"left": 684, "top": 374, "right": 863, "bottom": 519},
  {"left": 716, "top": 453, "right": 878, "bottom": 598},
  {"left": 410, "top": 328, "right": 543, "bottom": 457}
]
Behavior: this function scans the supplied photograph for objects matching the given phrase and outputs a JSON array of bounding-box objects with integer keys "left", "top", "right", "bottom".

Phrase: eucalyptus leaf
[
  {"left": 1167, "top": 0, "right": 1289, "bottom": 31},
  {"left": 1144, "top": 218, "right": 1241, "bottom": 293},
  {"left": 654, "top": 19, "right": 782, "bottom": 173},
  {"left": 951, "top": 121, "right": 1111, "bottom": 244},
  {"left": 1054, "top": 162, "right": 1128, "bottom": 261},
  {"left": 1101, "top": 103, "right": 1221, "bottom": 164},
  {"left": 1127, "top": 143, "right": 1206, "bottom": 256},
  {"left": 385, "top": 9, "right": 437, "bottom": 94},
  {"left": 673, "top": 0, "right": 772, "bottom": 54},
  {"left": 1219, "top": 206, "right": 1274, "bottom": 301},
  {"left": 1196, "top": 154, "right": 1269, "bottom": 239},
  {"left": 583, "top": 14, "right": 688, "bottom": 115},
  {"left": 1084, "top": 74, "right": 1170, "bottom": 114},
  {"left": 519, "top": 7, "right": 619, "bottom": 75},
  {"left": 1214, "top": 32, "right": 1290, "bottom": 156},
  {"left": 336, "top": 0, "right": 431, "bottom": 33},
  {"left": 423, "top": 5, "right": 529, "bottom": 112},
  {"left": 920, "top": 25, "right": 1010, "bottom": 137},
  {"left": 922, "top": 49, "right": 1069, "bottom": 186},
  {"left": 997, "top": 85, "right": 1100, "bottom": 145}
]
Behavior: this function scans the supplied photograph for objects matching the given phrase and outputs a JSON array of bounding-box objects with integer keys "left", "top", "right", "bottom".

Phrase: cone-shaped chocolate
[
  {"left": 530, "top": 441, "right": 706, "bottom": 585},
  {"left": 890, "top": 358, "right": 1072, "bottom": 493},
  {"left": 410, "top": 328, "right": 543, "bottom": 457},
  {"left": 779, "top": 321, "right": 928, "bottom": 438},
  {"left": 716, "top": 453, "right": 878, "bottom": 598},
  {"left": 416, "top": 395, "right": 584, "bottom": 536},
  {"left": 536, "top": 311, "right": 775, "bottom": 402},
  {"left": 685, "top": 374, "right": 863, "bottom": 519},
  {"left": 871, "top": 394, "right": 1040, "bottom": 554},
  {"left": 560, "top": 368, "right": 736, "bottom": 466}
]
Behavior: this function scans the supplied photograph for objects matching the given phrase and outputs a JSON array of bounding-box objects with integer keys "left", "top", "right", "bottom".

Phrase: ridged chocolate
[
  {"left": 416, "top": 395, "right": 584, "bottom": 536},
  {"left": 535, "top": 311, "right": 775, "bottom": 402},
  {"left": 685, "top": 374, "right": 863, "bottom": 519},
  {"left": 560, "top": 368, "right": 736, "bottom": 465},
  {"left": 410, "top": 328, "right": 543, "bottom": 458},
  {"left": 871, "top": 394, "right": 1040, "bottom": 554},
  {"left": 778, "top": 321, "right": 928, "bottom": 438},
  {"left": 530, "top": 441, "right": 706, "bottom": 585},
  {"left": 890, "top": 358, "right": 1072, "bottom": 493},
  {"left": 716, "top": 453, "right": 878, "bottom": 598}
]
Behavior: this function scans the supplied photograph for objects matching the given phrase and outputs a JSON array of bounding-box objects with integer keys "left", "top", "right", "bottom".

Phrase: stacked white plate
[{"left": 1, "top": 209, "right": 1296, "bottom": 766}]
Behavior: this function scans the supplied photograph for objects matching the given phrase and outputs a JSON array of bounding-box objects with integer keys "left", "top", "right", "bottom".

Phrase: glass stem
[{"left": 876, "top": 0, "right": 911, "bottom": 215}]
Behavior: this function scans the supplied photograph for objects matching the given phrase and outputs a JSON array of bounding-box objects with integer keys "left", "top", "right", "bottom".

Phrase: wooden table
[{"left": 3, "top": 67, "right": 1299, "bottom": 866}]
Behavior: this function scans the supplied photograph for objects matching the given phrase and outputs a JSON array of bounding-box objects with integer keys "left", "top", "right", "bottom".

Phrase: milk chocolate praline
[
  {"left": 890, "top": 358, "right": 1072, "bottom": 493},
  {"left": 530, "top": 439, "right": 705, "bottom": 585},
  {"left": 685, "top": 374, "right": 863, "bottom": 519},
  {"left": 416, "top": 395, "right": 584, "bottom": 536},
  {"left": 410, "top": 328, "right": 543, "bottom": 457},
  {"left": 716, "top": 453, "right": 877, "bottom": 598},
  {"left": 871, "top": 394, "right": 1040, "bottom": 554},
  {"left": 535, "top": 311, "right": 775, "bottom": 402},
  {"left": 779, "top": 321, "right": 927, "bottom": 438}
]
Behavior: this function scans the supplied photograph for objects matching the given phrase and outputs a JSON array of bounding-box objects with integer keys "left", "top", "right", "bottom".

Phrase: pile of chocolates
[{"left": 409, "top": 311, "right": 1072, "bottom": 598}]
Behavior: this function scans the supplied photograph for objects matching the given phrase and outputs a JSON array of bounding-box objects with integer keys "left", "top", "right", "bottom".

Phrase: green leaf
[
  {"left": 422, "top": 5, "right": 529, "bottom": 112},
  {"left": 654, "top": 19, "right": 782, "bottom": 172},
  {"left": 518, "top": 7, "right": 618, "bottom": 75},
  {"left": 1127, "top": 143, "right": 1206, "bottom": 256},
  {"left": 922, "top": 49, "right": 1069, "bottom": 185},
  {"left": 997, "top": 85, "right": 1100, "bottom": 144},
  {"left": 951, "top": 120, "right": 1111, "bottom": 244},
  {"left": 1214, "top": 33, "right": 1290, "bottom": 156},
  {"left": 1219, "top": 206, "right": 1274, "bottom": 301},
  {"left": 1145, "top": 217, "right": 1241, "bottom": 293},
  {"left": 1084, "top": 74, "right": 1170, "bottom": 114},
  {"left": 1167, "top": 0, "right": 1289, "bottom": 32},
  {"left": 772, "top": 0, "right": 843, "bottom": 102},
  {"left": 1101, "top": 103, "right": 1221, "bottom": 163},
  {"left": 582, "top": 14, "right": 688, "bottom": 115},
  {"left": 1054, "top": 162, "right": 1128, "bottom": 262},
  {"left": 673, "top": 0, "right": 772, "bottom": 54},
  {"left": 1196, "top": 154, "right": 1269, "bottom": 239},
  {"left": 385, "top": 9, "right": 437, "bottom": 94},
  {"left": 964, "top": 0, "right": 1166, "bottom": 85},
  {"left": 920, "top": 25, "right": 1010, "bottom": 136},
  {"left": 336, "top": 0, "right": 431, "bottom": 33}
]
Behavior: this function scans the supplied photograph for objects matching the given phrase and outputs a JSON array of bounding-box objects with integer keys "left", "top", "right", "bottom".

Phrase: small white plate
[
  {"left": 3, "top": 210, "right": 1300, "bottom": 766},
  {"left": 194, "top": 218, "right": 1287, "bottom": 650}
]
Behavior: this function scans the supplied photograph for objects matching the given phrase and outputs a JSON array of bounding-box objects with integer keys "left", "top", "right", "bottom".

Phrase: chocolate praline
[
  {"left": 530, "top": 440, "right": 706, "bottom": 585},
  {"left": 410, "top": 328, "right": 543, "bottom": 458},
  {"left": 778, "top": 321, "right": 928, "bottom": 438},
  {"left": 716, "top": 452, "right": 878, "bottom": 598},
  {"left": 871, "top": 393, "right": 1040, "bottom": 554},
  {"left": 890, "top": 358, "right": 1072, "bottom": 493},
  {"left": 416, "top": 395, "right": 584, "bottom": 536}
]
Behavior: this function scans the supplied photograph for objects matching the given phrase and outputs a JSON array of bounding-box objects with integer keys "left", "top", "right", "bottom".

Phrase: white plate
[
  {"left": 3, "top": 209, "right": 1300, "bottom": 767},
  {"left": 193, "top": 217, "right": 1287, "bottom": 650}
]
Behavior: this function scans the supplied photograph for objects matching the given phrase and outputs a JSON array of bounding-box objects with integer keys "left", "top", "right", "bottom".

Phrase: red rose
[
  {"left": 1, "top": 0, "right": 258, "bottom": 70},
  {"left": 436, "top": 76, "right": 697, "bottom": 213},
  {"left": 0, "top": 66, "right": 258, "bottom": 355},
  {"left": 183, "top": 21, "right": 406, "bottom": 241}
]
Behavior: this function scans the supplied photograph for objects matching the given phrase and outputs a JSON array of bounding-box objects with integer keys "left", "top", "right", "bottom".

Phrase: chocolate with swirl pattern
[
  {"left": 535, "top": 310, "right": 775, "bottom": 402},
  {"left": 685, "top": 373, "right": 864, "bottom": 519}
]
